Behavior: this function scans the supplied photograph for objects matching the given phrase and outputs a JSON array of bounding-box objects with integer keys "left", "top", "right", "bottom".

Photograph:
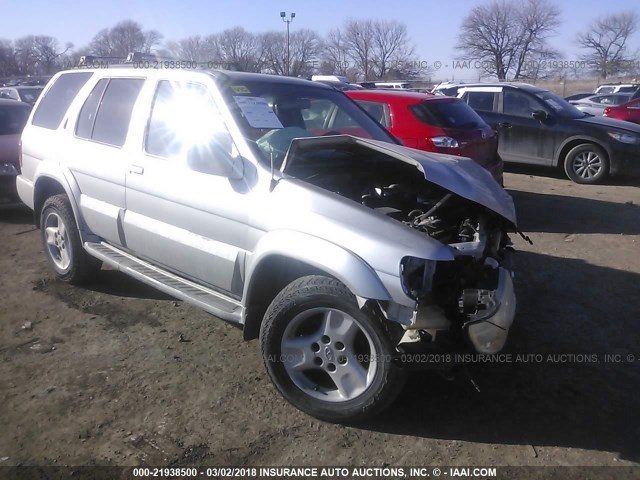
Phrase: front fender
[{"left": 244, "top": 230, "right": 391, "bottom": 301}]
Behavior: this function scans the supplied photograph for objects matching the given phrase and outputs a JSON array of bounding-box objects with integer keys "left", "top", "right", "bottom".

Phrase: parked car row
[
  {"left": 345, "top": 89, "right": 503, "bottom": 182},
  {"left": 428, "top": 81, "right": 640, "bottom": 183},
  {"left": 568, "top": 93, "right": 632, "bottom": 116}
]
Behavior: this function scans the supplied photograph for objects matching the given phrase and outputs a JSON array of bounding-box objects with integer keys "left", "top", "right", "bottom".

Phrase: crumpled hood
[{"left": 282, "top": 135, "right": 517, "bottom": 225}]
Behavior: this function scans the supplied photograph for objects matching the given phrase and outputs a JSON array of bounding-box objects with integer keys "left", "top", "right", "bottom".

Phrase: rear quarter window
[
  {"left": 354, "top": 100, "right": 390, "bottom": 128},
  {"left": 31, "top": 72, "right": 93, "bottom": 130},
  {"left": 410, "top": 100, "right": 486, "bottom": 129}
]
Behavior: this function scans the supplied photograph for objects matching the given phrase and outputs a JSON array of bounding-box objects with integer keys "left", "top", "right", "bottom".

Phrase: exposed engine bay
[{"left": 282, "top": 136, "right": 518, "bottom": 357}]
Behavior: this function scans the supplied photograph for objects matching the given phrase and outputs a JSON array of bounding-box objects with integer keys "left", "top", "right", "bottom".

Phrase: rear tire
[
  {"left": 260, "top": 275, "right": 406, "bottom": 423},
  {"left": 563, "top": 144, "right": 609, "bottom": 184},
  {"left": 40, "top": 194, "right": 102, "bottom": 284}
]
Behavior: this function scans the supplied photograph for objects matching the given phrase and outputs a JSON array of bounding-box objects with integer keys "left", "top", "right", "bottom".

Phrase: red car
[
  {"left": 345, "top": 90, "right": 503, "bottom": 182},
  {"left": 0, "top": 99, "right": 31, "bottom": 204},
  {"left": 603, "top": 97, "right": 640, "bottom": 125}
]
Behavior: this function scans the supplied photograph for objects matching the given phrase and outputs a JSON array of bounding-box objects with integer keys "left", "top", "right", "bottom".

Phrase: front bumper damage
[
  {"left": 461, "top": 268, "right": 516, "bottom": 354},
  {"left": 388, "top": 262, "right": 517, "bottom": 368}
]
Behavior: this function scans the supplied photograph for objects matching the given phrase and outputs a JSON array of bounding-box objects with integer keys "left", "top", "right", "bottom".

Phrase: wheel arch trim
[
  {"left": 32, "top": 162, "right": 88, "bottom": 230},
  {"left": 554, "top": 136, "right": 611, "bottom": 167},
  {"left": 243, "top": 230, "right": 392, "bottom": 304}
]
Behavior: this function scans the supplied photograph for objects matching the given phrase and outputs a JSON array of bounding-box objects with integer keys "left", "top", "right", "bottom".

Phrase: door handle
[
  {"left": 498, "top": 122, "right": 512, "bottom": 129},
  {"left": 130, "top": 165, "right": 144, "bottom": 175}
]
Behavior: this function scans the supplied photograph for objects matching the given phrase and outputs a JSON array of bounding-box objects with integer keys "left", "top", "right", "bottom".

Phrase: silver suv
[{"left": 17, "top": 67, "right": 518, "bottom": 422}]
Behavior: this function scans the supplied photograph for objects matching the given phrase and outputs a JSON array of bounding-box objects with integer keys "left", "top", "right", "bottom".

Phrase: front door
[{"left": 123, "top": 79, "right": 249, "bottom": 297}]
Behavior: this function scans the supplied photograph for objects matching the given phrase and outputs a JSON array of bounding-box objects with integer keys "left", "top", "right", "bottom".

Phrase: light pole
[{"left": 280, "top": 11, "right": 295, "bottom": 76}]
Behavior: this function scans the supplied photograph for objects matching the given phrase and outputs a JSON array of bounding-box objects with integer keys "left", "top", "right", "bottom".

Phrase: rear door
[{"left": 67, "top": 77, "right": 145, "bottom": 245}]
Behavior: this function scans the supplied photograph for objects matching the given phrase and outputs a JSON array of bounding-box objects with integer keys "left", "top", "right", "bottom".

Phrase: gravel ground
[{"left": 0, "top": 167, "right": 638, "bottom": 476}]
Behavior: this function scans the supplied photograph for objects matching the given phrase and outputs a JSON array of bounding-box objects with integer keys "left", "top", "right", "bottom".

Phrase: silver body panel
[{"left": 17, "top": 68, "right": 518, "bottom": 354}]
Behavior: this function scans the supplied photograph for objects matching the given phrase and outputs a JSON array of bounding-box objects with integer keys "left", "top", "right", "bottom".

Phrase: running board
[{"left": 84, "top": 242, "right": 243, "bottom": 324}]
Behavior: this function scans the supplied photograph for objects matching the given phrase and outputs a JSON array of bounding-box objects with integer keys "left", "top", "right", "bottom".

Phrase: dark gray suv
[{"left": 456, "top": 83, "right": 640, "bottom": 184}]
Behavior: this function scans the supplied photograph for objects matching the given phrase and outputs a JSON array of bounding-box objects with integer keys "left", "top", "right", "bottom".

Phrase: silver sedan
[{"left": 570, "top": 93, "right": 632, "bottom": 116}]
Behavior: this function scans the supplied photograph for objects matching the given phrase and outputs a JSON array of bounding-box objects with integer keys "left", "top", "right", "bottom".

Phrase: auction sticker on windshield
[{"left": 234, "top": 96, "right": 283, "bottom": 129}]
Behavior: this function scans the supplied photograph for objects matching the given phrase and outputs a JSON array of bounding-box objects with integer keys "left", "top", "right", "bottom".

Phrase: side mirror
[
  {"left": 187, "top": 134, "right": 243, "bottom": 179},
  {"left": 532, "top": 110, "right": 548, "bottom": 121}
]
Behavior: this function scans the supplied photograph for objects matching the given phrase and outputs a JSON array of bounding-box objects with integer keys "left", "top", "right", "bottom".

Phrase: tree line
[
  {"left": 1, "top": 1, "right": 638, "bottom": 81},
  {"left": 0, "top": 18, "right": 425, "bottom": 81}
]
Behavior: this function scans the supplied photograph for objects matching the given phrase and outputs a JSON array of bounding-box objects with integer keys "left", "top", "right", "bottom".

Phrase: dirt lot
[{"left": 0, "top": 167, "right": 639, "bottom": 474}]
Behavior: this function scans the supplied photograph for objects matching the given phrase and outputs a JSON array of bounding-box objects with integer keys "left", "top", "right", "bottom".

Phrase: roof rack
[
  {"left": 76, "top": 52, "right": 203, "bottom": 69},
  {"left": 74, "top": 52, "right": 249, "bottom": 72}
]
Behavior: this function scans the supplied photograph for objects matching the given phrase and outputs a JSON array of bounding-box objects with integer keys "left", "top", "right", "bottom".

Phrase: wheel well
[
  {"left": 33, "top": 178, "right": 67, "bottom": 228},
  {"left": 556, "top": 140, "right": 609, "bottom": 168},
  {"left": 242, "top": 255, "right": 330, "bottom": 341}
]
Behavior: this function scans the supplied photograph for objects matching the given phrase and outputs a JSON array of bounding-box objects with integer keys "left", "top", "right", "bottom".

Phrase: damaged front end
[{"left": 282, "top": 135, "right": 520, "bottom": 361}]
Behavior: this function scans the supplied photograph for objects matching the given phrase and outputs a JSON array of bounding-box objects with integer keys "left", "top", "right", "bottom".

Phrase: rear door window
[
  {"left": 75, "top": 79, "right": 109, "bottom": 140},
  {"left": 91, "top": 78, "right": 144, "bottom": 147},
  {"left": 32, "top": 72, "right": 93, "bottom": 129},
  {"left": 464, "top": 91, "right": 497, "bottom": 112}
]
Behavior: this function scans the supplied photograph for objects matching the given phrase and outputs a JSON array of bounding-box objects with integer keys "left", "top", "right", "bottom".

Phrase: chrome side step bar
[{"left": 84, "top": 242, "right": 243, "bottom": 324}]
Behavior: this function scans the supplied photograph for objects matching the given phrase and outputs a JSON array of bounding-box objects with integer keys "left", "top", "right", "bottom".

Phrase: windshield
[
  {"left": 535, "top": 91, "right": 587, "bottom": 119},
  {"left": 17, "top": 88, "right": 43, "bottom": 103},
  {"left": 217, "top": 79, "right": 397, "bottom": 167},
  {"left": 410, "top": 98, "right": 486, "bottom": 129}
]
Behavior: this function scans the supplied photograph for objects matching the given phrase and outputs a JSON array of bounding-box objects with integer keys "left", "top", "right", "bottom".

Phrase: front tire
[
  {"left": 260, "top": 275, "right": 406, "bottom": 423},
  {"left": 564, "top": 144, "right": 609, "bottom": 184},
  {"left": 40, "top": 194, "right": 102, "bottom": 284}
]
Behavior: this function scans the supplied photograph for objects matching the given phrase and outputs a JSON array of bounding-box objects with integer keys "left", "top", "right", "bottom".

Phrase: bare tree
[
  {"left": 321, "top": 28, "right": 351, "bottom": 76},
  {"left": 260, "top": 31, "right": 286, "bottom": 75},
  {"left": 343, "top": 19, "right": 375, "bottom": 80},
  {"left": 0, "top": 40, "right": 18, "bottom": 77},
  {"left": 215, "top": 27, "right": 264, "bottom": 72},
  {"left": 13, "top": 36, "right": 38, "bottom": 75},
  {"left": 164, "top": 35, "right": 218, "bottom": 62},
  {"left": 370, "top": 20, "right": 414, "bottom": 79},
  {"left": 513, "top": 0, "right": 561, "bottom": 78},
  {"left": 330, "top": 19, "right": 421, "bottom": 80},
  {"left": 577, "top": 11, "right": 638, "bottom": 79},
  {"left": 89, "top": 20, "right": 162, "bottom": 57},
  {"left": 33, "top": 36, "right": 73, "bottom": 74},
  {"left": 289, "top": 29, "right": 323, "bottom": 77},
  {"left": 456, "top": 0, "right": 560, "bottom": 80}
]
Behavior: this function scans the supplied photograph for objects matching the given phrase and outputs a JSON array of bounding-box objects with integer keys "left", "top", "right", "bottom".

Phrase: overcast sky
[{"left": 3, "top": 0, "right": 640, "bottom": 80}]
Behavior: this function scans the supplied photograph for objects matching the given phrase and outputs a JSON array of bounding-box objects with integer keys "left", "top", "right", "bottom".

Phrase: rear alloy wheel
[
  {"left": 40, "top": 194, "right": 102, "bottom": 284},
  {"left": 564, "top": 144, "right": 609, "bottom": 184},
  {"left": 260, "top": 275, "right": 406, "bottom": 423}
]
